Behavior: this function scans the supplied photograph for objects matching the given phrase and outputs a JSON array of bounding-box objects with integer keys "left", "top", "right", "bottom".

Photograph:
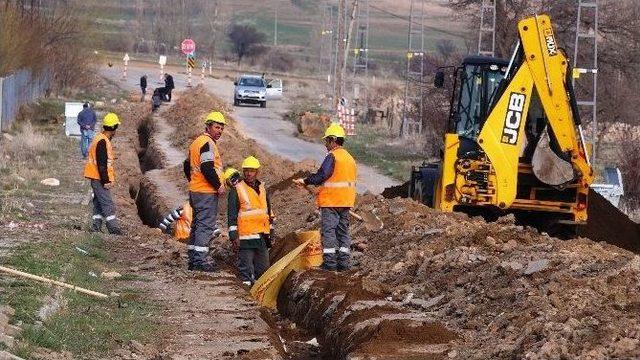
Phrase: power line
[{"left": 368, "top": 3, "right": 465, "bottom": 39}]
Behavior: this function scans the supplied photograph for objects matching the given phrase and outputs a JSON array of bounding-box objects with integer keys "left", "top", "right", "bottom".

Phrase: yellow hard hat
[
  {"left": 323, "top": 122, "right": 346, "bottom": 139},
  {"left": 205, "top": 111, "right": 226, "bottom": 125},
  {"left": 103, "top": 113, "right": 121, "bottom": 127},
  {"left": 242, "top": 156, "right": 261, "bottom": 169},
  {"left": 223, "top": 167, "right": 239, "bottom": 181}
]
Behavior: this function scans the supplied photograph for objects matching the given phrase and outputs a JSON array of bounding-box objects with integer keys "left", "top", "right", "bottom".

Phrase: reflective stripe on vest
[
  {"left": 317, "top": 147, "right": 357, "bottom": 208},
  {"left": 188, "top": 134, "right": 223, "bottom": 193},
  {"left": 83, "top": 132, "right": 115, "bottom": 183},
  {"left": 236, "top": 181, "right": 270, "bottom": 239}
]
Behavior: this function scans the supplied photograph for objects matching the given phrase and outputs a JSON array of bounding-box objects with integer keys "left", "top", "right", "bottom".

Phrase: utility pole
[
  {"left": 334, "top": 0, "right": 358, "bottom": 109},
  {"left": 401, "top": 0, "right": 425, "bottom": 137},
  {"left": 334, "top": 0, "right": 346, "bottom": 108},
  {"left": 572, "top": 0, "right": 599, "bottom": 165},
  {"left": 320, "top": 3, "right": 336, "bottom": 98},
  {"left": 274, "top": 2, "right": 278, "bottom": 46}
]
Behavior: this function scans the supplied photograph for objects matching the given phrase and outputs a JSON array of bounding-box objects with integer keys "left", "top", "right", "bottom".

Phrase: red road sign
[{"left": 181, "top": 39, "right": 196, "bottom": 55}]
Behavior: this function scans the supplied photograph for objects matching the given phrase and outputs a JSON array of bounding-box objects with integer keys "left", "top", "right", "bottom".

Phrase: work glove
[{"left": 293, "top": 178, "right": 305, "bottom": 187}]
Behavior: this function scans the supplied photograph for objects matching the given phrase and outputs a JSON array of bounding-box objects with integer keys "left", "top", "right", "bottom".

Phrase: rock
[
  {"left": 3, "top": 324, "right": 22, "bottom": 337},
  {"left": 389, "top": 206, "right": 406, "bottom": 216},
  {"left": 523, "top": 259, "right": 549, "bottom": 275},
  {"left": 448, "top": 350, "right": 458, "bottom": 358},
  {"left": 101, "top": 271, "right": 122, "bottom": 280},
  {"left": 409, "top": 294, "right": 445, "bottom": 309},
  {"left": 40, "top": 178, "right": 60, "bottom": 186},
  {"left": 128, "top": 340, "right": 146, "bottom": 354},
  {"left": 94, "top": 101, "right": 105, "bottom": 108},
  {"left": 424, "top": 229, "right": 444, "bottom": 236},
  {"left": 392, "top": 262, "right": 405, "bottom": 272},
  {"left": 611, "top": 338, "right": 639, "bottom": 357},
  {"left": 110, "top": 98, "right": 117, "bottom": 104},
  {"left": 500, "top": 261, "right": 524, "bottom": 271}
]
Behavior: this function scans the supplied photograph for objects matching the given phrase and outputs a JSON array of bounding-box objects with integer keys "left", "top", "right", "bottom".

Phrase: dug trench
[
  {"left": 117, "top": 87, "right": 640, "bottom": 359},
  {"left": 126, "top": 89, "right": 460, "bottom": 359}
]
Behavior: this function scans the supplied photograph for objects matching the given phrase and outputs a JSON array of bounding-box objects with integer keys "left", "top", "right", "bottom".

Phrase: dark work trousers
[
  {"left": 237, "top": 238, "right": 270, "bottom": 284},
  {"left": 90, "top": 179, "right": 121, "bottom": 234},
  {"left": 320, "top": 207, "right": 351, "bottom": 270},
  {"left": 188, "top": 192, "right": 218, "bottom": 267}
]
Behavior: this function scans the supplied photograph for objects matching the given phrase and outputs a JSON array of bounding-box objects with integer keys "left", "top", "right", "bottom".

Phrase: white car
[{"left": 234, "top": 75, "right": 268, "bottom": 108}]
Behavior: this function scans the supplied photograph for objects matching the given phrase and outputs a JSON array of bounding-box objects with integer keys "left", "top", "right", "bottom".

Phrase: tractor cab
[{"left": 436, "top": 56, "right": 509, "bottom": 152}]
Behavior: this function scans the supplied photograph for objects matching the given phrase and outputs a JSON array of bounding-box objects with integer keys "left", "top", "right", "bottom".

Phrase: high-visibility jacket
[
  {"left": 236, "top": 181, "right": 271, "bottom": 241},
  {"left": 84, "top": 132, "right": 115, "bottom": 183},
  {"left": 188, "top": 134, "right": 223, "bottom": 193},
  {"left": 317, "top": 147, "right": 357, "bottom": 208},
  {"left": 174, "top": 203, "right": 192, "bottom": 242}
]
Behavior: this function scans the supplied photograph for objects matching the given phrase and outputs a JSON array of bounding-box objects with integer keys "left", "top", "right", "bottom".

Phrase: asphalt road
[{"left": 101, "top": 62, "right": 399, "bottom": 193}]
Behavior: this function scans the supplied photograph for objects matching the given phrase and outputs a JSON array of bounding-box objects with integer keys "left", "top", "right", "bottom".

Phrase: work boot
[
  {"left": 321, "top": 263, "right": 337, "bottom": 272},
  {"left": 337, "top": 265, "right": 351, "bottom": 272},
  {"left": 108, "top": 228, "right": 123, "bottom": 235},
  {"left": 90, "top": 219, "right": 103, "bottom": 233}
]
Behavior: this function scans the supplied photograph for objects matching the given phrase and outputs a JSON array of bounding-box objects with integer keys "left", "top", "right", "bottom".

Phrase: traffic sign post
[
  {"left": 186, "top": 55, "right": 196, "bottom": 87},
  {"left": 201, "top": 61, "right": 206, "bottom": 85},
  {"left": 122, "top": 53, "right": 130, "bottom": 80},
  {"left": 181, "top": 39, "right": 196, "bottom": 55}
]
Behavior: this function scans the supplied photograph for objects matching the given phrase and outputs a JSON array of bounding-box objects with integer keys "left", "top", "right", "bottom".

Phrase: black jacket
[
  {"left": 165, "top": 75, "right": 175, "bottom": 90},
  {"left": 140, "top": 76, "right": 147, "bottom": 88}
]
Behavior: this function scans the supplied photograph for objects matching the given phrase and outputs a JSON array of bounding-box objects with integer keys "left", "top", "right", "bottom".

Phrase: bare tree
[{"left": 227, "top": 24, "right": 267, "bottom": 65}]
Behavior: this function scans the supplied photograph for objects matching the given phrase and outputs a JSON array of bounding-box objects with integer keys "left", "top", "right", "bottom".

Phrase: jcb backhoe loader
[{"left": 409, "top": 15, "right": 594, "bottom": 228}]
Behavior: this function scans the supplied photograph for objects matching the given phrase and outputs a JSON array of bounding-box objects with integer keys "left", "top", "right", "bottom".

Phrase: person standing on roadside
[
  {"left": 294, "top": 123, "right": 356, "bottom": 272},
  {"left": 164, "top": 73, "right": 175, "bottom": 102},
  {"left": 140, "top": 74, "right": 148, "bottom": 102},
  {"left": 227, "top": 157, "right": 274, "bottom": 286},
  {"left": 183, "top": 111, "right": 227, "bottom": 272},
  {"left": 84, "top": 113, "right": 123, "bottom": 235},
  {"left": 77, "top": 102, "right": 97, "bottom": 159}
]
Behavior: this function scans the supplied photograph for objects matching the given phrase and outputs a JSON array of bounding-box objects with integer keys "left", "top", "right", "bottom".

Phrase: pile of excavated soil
[
  {"left": 137, "top": 88, "right": 640, "bottom": 358},
  {"left": 346, "top": 194, "right": 640, "bottom": 359},
  {"left": 297, "top": 112, "right": 330, "bottom": 139}
]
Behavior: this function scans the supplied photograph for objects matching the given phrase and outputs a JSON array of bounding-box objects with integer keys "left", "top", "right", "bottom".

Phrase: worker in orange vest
[
  {"left": 158, "top": 202, "right": 222, "bottom": 242},
  {"left": 227, "top": 157, "right": 274, "bottom": 285},
  {"left": 84, "top": 113, "right": 123, "bottom": 235},
  {"left": 182, "top": 111, "right": 226, "bottom": 272},
  {"left": 294, "top": 123, "right": 356, "bottom": 271}
]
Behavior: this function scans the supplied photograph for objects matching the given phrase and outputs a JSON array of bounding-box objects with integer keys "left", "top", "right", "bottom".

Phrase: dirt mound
[
  {"left": 579, "top": 189, "right": 640, "bottom": 252},
  {"left": 297, "top": 112, "right": 330, "bottom": 139},
  {"left": 346, "top": 193, "right": 640, "bottom": 358}
]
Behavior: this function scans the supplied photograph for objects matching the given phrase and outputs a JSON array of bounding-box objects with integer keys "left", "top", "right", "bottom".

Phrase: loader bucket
[{"left": 250, "top": 230, "right": 322, "bottom": 309}]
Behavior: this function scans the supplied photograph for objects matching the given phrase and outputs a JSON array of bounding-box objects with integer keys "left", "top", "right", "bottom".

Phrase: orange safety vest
[
  {"left": 188, "top": 134, "right": 223, "bottom": 193},
  {"left": 84, "top": 132, "right": 115, "bottom": 183},
  {"left": 174, "top": 203, "right": 192, "bottom": 242},
  {"left": 317, "top": 147, "right": 357, "bottom": 208},
  {"left": 236, "top": 181, "right": 271, "bottom": 241}
]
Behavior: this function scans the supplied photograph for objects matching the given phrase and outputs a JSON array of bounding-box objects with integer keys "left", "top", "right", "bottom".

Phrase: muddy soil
[{"left": 127, "top": 87, "right": 640, "bottom": 359}]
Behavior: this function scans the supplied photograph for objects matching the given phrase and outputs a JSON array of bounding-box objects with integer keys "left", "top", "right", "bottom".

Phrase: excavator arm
[{"left": 478, "top": 15, "right": 594, "bottom": 209}]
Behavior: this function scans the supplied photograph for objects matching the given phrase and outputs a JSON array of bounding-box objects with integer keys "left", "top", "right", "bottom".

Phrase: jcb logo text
[
  {"left": 543, "top": 28, "right": 558, "bottom": 56},
  {"left": 501, "top": 93, "right": 526, "bottom": 145}
]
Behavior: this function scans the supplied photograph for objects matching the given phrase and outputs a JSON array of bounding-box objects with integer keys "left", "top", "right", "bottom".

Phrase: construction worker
[
  {"left": 158, "top": 202, "right": 221, "bottom": 242},
  {"left": 183, "top": 111, "right": 226, "bottom": 272},
  {"left": 294, "top": 123, "right": 356, "bottom": 271},
  {"left": 227, "top": 157, "right": 274, "bottom": 285},
  {"left": 84, "top": 113, "right": 123, "bottom": 235}
]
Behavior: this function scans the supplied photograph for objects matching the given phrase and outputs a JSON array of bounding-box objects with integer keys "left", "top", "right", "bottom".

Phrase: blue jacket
[{"left": 77, "top": 108, "right": 97, "bottom": 130}]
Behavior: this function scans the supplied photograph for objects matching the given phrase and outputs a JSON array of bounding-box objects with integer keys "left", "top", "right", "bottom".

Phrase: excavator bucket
[
  {"left": 531, "top": 126, "right": 575, "bottom": 186},
  {"left": 250, "top": 230, "right": 322, "bottom": 309}
]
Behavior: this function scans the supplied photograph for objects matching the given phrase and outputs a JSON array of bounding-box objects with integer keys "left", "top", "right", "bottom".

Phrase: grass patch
[
  {"left": 344, "top": 126, "right": 428, "bottom": 182},
  {"left": 0, "top": 233, "right": 159, "bottom": 357}
]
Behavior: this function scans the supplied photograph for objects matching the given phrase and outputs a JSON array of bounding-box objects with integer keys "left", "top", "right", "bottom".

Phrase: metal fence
[{"left": 0, "top": 69, "right": 52, "bottom": 132}]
